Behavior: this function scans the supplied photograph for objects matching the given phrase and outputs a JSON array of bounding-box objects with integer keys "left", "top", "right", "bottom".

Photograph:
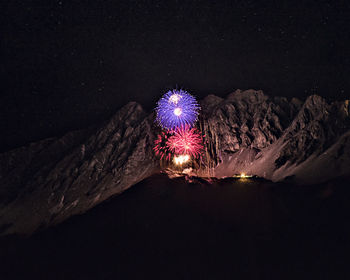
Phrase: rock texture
[
  {"left": 197, "top": 90, "right": 350, "bottom": 183},
  {"left": 0, "top": 90, "right": 349, "bottom": 236},
  {"left": 0, "top": 102, "right": 159, "bottom": 236}
]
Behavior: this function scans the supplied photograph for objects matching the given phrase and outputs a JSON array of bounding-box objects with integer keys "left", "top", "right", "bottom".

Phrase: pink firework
[
  {"left": 153, "top": 131, "right": 173, "bottom": 161},
  {"left": 167, "top": 125, "right": 204, "bottom": 158}
]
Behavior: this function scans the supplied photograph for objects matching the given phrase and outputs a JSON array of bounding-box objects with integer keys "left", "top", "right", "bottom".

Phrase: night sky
[{"left": 1, "top": 0, "right": 350, "bottom": 151}]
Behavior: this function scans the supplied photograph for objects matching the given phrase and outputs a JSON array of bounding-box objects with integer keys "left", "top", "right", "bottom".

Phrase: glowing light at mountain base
[
  {"left": 173, "top": 154, "right": 190, "bottom": 165},
  {"left": 232, "top": 173, "right": 253, "bottom": 179}
]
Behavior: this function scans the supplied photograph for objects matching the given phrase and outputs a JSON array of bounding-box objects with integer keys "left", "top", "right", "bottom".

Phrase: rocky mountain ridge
[
  {"left": 197, "top": 90, "right": 350, "bottom": 183},
  {"left": 0, "top": 90, "right": 349, "bottom": 235}
]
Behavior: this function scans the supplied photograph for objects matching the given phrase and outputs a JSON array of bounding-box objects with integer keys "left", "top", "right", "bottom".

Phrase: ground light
[{"left": 232, "top": 173, "right": 254, "bottom": 179}]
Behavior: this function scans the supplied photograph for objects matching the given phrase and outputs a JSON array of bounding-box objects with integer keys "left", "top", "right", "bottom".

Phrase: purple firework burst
[{"left": 156, "top": 89, "right": 200, "bottom": 130}]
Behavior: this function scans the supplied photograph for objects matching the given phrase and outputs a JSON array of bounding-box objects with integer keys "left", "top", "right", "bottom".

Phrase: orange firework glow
[{"left": 173, "top": 154, "right": 190, "bottom": 165}]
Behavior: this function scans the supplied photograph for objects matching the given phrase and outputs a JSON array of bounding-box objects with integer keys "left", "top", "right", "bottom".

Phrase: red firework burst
[
  {"left": 167, "top": 125, "right": 203, "bottom": 158},
  {"left": 153, "top": 131, "right": 173, "bottom": 161}
]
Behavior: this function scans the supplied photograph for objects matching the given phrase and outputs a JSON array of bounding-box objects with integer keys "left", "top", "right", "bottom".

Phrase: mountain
[
  {"left": 0, "top": 102, "right": 158, "bottom": 235},
  {"left": 197, "top": 90, "right": 350, "bottom": 183},
  {"left": 0, "top": 90, "right": 349, "bottom": 236}
]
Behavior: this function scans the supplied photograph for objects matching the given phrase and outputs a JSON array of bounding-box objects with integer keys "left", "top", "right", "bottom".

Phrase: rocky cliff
[
  {"left": 197, "top": 90, "right": 350, "bottom": 183},
  {"left": 0, "top": 90, "right": 349, "bottom": 236},
  {"left": 0, "top": 102, "right": 159, "bottom": 235}
]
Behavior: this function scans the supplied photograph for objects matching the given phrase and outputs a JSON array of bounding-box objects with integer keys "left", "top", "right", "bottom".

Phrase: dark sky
[{"left": 1, "top": 0, "right": 350, "bottom": 151}]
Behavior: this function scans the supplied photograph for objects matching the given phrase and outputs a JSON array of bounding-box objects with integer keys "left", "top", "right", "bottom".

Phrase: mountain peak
[{"left": 0, "top": 90, "right": 349, "bottom": 235}]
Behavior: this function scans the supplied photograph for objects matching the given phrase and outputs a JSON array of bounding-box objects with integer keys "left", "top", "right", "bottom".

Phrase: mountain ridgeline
[{"left": 0, "top": 90, "right": 349, "bottom": 235}]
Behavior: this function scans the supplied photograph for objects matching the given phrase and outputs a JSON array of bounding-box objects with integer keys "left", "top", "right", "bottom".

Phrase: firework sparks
[
  {"left": 156, "top": 89, "right": 200, "bottom": 130},
  {"left": 173, "top": 154, "right": 190, "bottom": 165},
  {"left": 153, "top": 131, "right": 173, "bottom": 161},
  {"left": 167, "top": 125, "right": 204, "bottom": 158},
  {"left": 168, "top": 93, "right": 181, "bottom": 104}
]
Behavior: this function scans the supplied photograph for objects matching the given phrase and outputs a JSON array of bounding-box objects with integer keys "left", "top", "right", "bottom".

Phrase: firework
[
  {"left": 153, "top": 131, "right": 173, "bottom": 161},
  {"left": 173, "top": 154, "right": 190, "bottom": 165},
  {"left": 156, "top": 89, "right": 200, "bottom": 130},
  {"left": 167, "top": 125, "right": 203, "bottom": 158}
]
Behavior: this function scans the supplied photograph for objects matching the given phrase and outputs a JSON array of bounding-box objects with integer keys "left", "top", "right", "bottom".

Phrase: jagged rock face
[
  {"left": 199, "top": 90, "right": 302, "bottom": 165},
  {"left": 0, "top": 90, "right": 349, "bottom": 236},
  {"left": 197, "top": 90, "right": 350, "bottom": 183},
  {"left": 0, "top": 102, "right": 159, "bottom": 236}
]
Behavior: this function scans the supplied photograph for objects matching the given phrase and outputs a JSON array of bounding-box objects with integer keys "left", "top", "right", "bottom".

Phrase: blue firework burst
[{"left": 156, "top": 89, "right": 200, "bottom": 130}]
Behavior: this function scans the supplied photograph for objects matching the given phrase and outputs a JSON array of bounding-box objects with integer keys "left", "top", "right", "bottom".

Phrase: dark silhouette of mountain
[{"left": 1, "top": 173, "right": 350, "bottom": 280}]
